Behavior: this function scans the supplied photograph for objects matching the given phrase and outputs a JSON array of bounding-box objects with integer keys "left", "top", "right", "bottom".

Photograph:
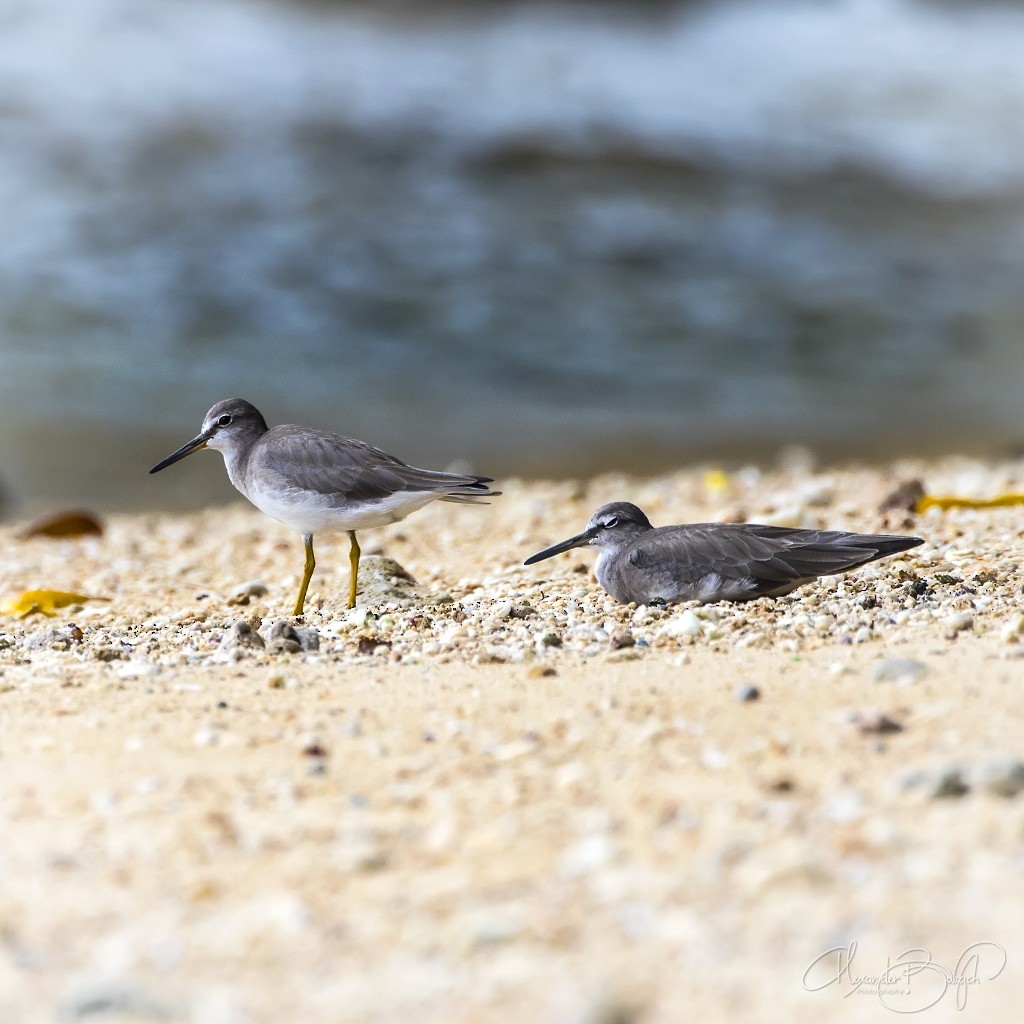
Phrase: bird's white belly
[{"left": 244, "top": 484, "right": 440, "bottom": 536}]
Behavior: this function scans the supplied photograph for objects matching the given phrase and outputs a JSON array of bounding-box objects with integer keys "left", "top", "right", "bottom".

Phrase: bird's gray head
[
  {"left": 524, "top": 501, "right": 654, "bottom": 565},
  {"left": 149, "top": 398, "right": 269, "bottom": 474}
]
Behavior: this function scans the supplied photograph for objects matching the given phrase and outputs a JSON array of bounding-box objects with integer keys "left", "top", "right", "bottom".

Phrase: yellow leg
[
  {"left": 293, "top": 534, "right": 315, "bottom": 617},
  {"left": 347, "top": 531, "right": 360, "bottom": 609}
]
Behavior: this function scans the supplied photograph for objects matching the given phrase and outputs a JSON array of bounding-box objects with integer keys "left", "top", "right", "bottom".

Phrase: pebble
[
  {"left": 559, "top": 833, "right": 616, "bottom": 877},
  {"left": 901, "top": 766, "right": 969, "bottom": 799},
  {"left": 491, "top": 601, "right": 534, "bottom": 622},
  {"left": 944, "top": 612, "right": 975, "bottom": 635},
  {"left": 263, "top": 619, "right": 319, "bottom": 653},
  {"left": 659, "top": 610, "right": 701, "bottom": 638},
  {"left": 732, "top": 684, "right": 760, "bottom": 703},
  {"left": 967, "top": 757, "right": 1024, "bottom": 798},
  {"left": 850, "top": 709, "right": 903, "bottom": 735},
  {"left": 23, "top": 627, "right": 81, "bottom": 651},
  {"left": 63, "top": 987, "right": 173, "bottom": 1021},
  {"left": 902, "top": 758, "right": 1024, "bottom": 800},
  {"left": 228, "top": 580, "right": 268, "bottom": 606},
  {"left": 193, "top": 726, "right": 221, "bottom": 747},
  {"left": 226, "top": 620, "right": 266, "bottom": 651},
  {"left": 115, "top": 660, "right": 160, "bottom": 679},
  {"left": 1000, "top": 613, "right": 1024, "bottom": 643}
]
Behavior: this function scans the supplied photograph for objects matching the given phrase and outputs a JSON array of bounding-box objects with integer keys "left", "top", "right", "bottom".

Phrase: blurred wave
[{"left": 2, "top": 0, "right": 1024, "bottom": 510}]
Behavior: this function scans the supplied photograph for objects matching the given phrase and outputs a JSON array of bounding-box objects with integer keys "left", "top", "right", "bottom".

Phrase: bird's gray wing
[
  {"left": 624, "top": 524, "right": 918, "bottom": 602},
  {"left": 257, "top": 427, "right": 495, "bottom": 502}
]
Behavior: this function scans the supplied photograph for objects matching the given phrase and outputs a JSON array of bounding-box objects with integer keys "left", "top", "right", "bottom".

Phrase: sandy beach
[{"left": 2, "top": 456, "right": 1023, "bottom": 1023}]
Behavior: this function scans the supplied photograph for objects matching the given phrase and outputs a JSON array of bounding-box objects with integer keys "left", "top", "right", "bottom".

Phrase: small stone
[
  {"left": 733, "top": 684, "right": 760, "bottom": 703},
  {"left": 879, "top": 479, "right": 925, "bottom": 513},
  {"left": 559, "top": 833, "right": 615, "bottom": 877},
  {"left": 193, "top": 726, "right": 220, "bottom": 747},
  {"left": 968, "top": 757, "right": 1024, "bottom": 798},
  {"left": 659, "top": 609, "right": 701, "bottom": 638},
  {"left": 264, "top": 619, "right": 318, "bottom": 653},
  {"left": 944, "top": 612, "right": 974, "bottom": 636},
  {"left": 63, "top": 987, "right": 172, "bottom": 1021},
  {"left": 295, "top": 627, "right": 319, "bottom": 651},
  {"left": 115, "top": 660, "right": 160, "bottom": 679},
  {"left": 24, "top": 627, "right": 81, "bottom": 651},
  {"left": 930, "top": 769, "right": 970, "bottom": 799},
  {"left": 226, "top": 620, "right": 266, "bottom": 651},
  {"left": 871, "top": 657, "right": 929, "bottom": 684},
  {"left": 1000, "top": 613, "right": 1024, "bottom": 643},
  {"left": 541, "top": 633, "right": 562, "bottom": 647},
  {"left": 902, "top": 766, "right": 969, "bottom": 799},
  {"left": 822, "top": 791, "right": 863, "bottom": 822},
  {"left": 302, "top": 741, "right": 329, "bottom": 774},
  {"left": 850, "top": 709, "right": 903, "bottom": 734},
  {"left": 610, "top": 632, "right": 635, "bottom": 650},
  {"left": 228, "top": 580, "right": 268, "bottom": 606}
]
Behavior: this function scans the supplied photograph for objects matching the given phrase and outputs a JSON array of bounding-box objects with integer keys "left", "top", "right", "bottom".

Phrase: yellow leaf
[
  {"left": 1, "top": 589, "right": 110, "bottom": 618},
  {"left": 703, "top": 468, "right": 731, "bottom": 495},
  {"left": 916, "top": 493, "right": 1024, "bottom": 513}
]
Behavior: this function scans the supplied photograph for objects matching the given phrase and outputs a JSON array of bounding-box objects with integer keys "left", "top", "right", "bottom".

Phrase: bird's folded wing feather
[
  {"left": 626, "top": 525, "right": 897, "bottom": 596},
  {"left": 260, "top": 430, "right": 480, "bottom": 502}
]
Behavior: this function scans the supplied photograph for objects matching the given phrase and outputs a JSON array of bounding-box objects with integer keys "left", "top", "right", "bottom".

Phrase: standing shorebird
[
  {"left": 150, "top": 399, "right": 499, "bottom": 615},
  {"left": 524, "top": 501, "right": 923, "bottom": 605}
]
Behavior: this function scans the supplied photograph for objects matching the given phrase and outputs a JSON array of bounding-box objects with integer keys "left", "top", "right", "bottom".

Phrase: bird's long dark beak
[
  {"left": 524, "top": 527, "right": 595, "bottom": 565},
  {"left": 149, "top": 432, "right": 209, "bottom": 474}
]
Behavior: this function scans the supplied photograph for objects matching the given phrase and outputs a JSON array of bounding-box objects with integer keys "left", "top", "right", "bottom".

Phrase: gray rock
[
  {"left": 356, "top": 556, "right": 419, "bottom": 604},
  {"left": 733, "top": 683, "right": 761, "bottom": 703},
  {"left": 226, "top": 620, "right": 266, "bottom": 651},
  {"left": 264, "top": 619, "right": 319, "bottom": 653}
]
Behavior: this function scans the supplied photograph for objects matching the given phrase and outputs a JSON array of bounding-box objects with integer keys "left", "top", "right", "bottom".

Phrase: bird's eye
[
  {"left": 603, "top": 516, "right": 619, "bottom": 528},
  {"left": 218, "top": 414, "right": 232, "bottom": 427}
]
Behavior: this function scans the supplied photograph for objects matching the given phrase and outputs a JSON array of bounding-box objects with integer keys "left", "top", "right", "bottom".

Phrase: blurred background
[{"left": 2, "top": 0, "right": 1024, "bottom": 513}]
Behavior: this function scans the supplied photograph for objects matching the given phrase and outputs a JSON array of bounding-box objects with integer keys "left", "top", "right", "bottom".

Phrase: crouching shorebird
[
  {"left": 150, "top": 399, "right": 499, "bottom": 615},
  {"left": 524, "top": 501, "right": 923, "bottom": 605}
]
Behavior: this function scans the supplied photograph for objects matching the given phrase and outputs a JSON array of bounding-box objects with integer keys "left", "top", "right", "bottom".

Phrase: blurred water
[{"left": 2, "top": 0, "right": 1024, "bottom": 511}]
